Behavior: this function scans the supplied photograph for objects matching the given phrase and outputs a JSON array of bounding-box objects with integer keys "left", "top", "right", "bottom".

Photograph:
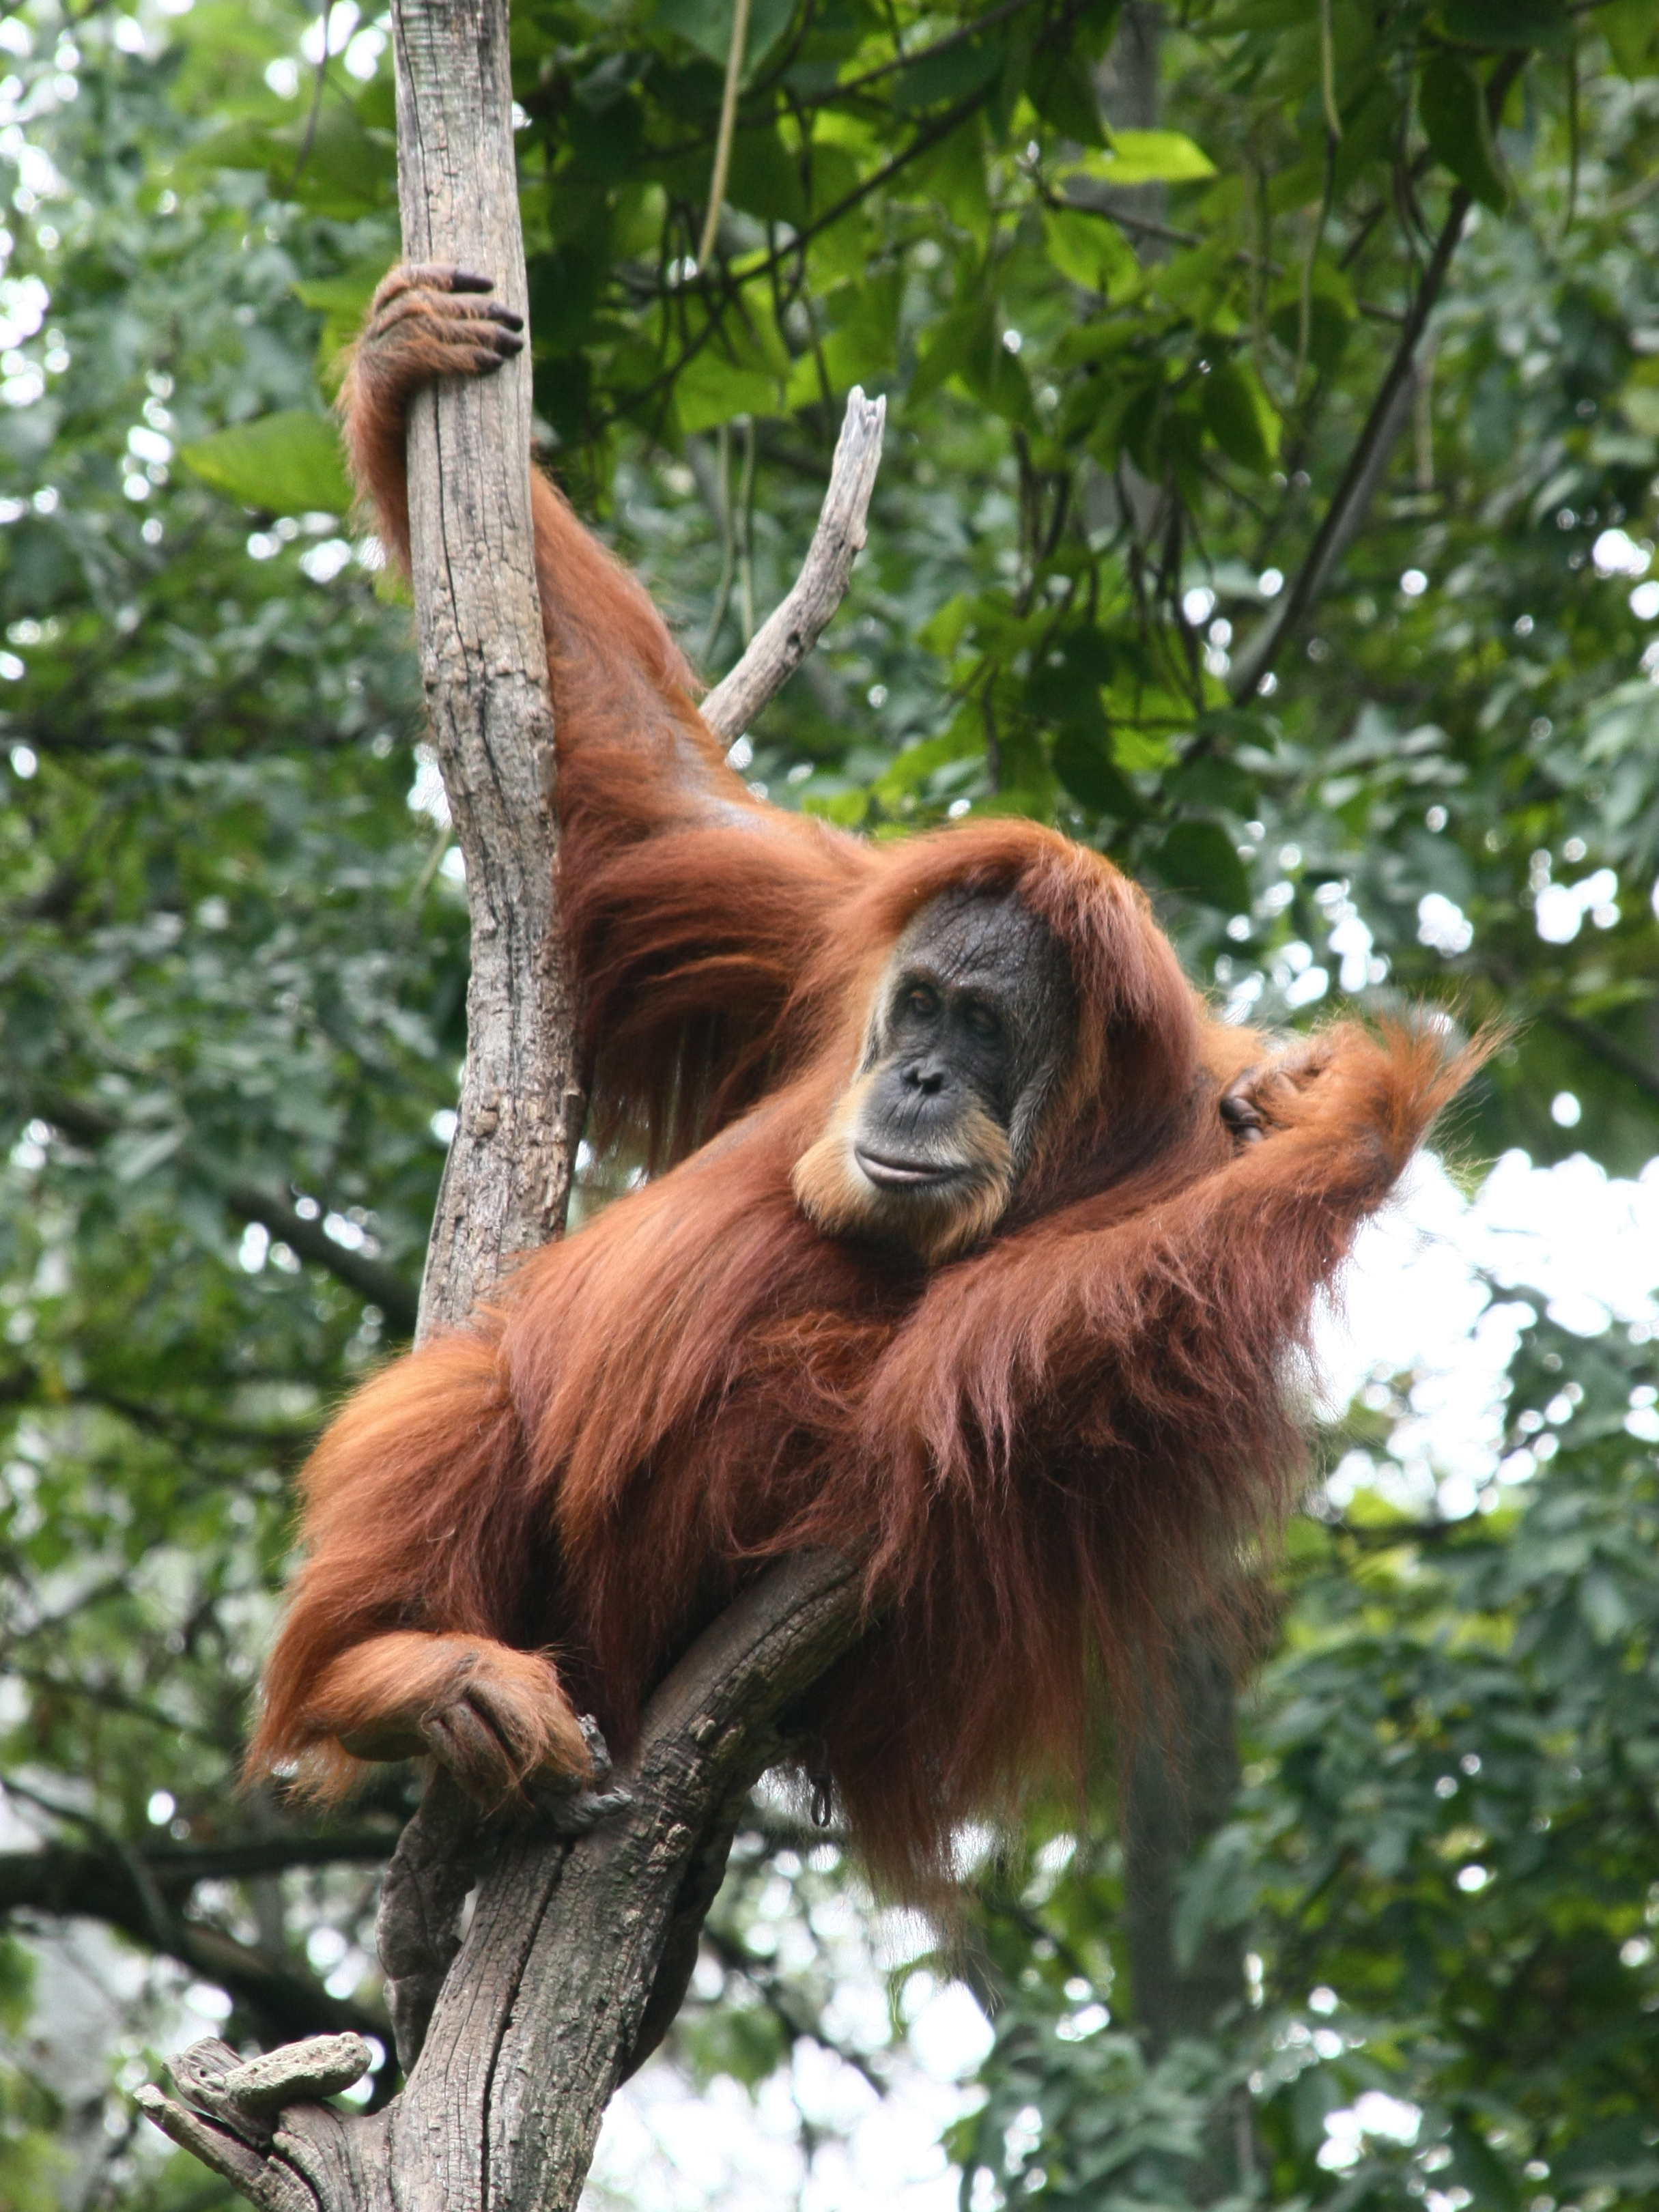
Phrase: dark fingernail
[
  {"left": 486, "top": 304, "right": 524, "bottom": 330},
  {"left": 496, "top": 332, "right": 524, "bottom": 354},
  {"left": 452, "top": 269, "right": 495, "bottom": 292}
]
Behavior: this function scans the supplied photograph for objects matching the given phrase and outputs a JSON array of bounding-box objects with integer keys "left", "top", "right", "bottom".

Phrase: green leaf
[
  {"left": 1150, "top": 819, "right": 1251, "bottom": 911},
  {"left": 1288, "top": 2065, "right": 1344, "bottom": 2153},
  {"left": 911, "top": 278, "right": 993, "bottom": 407},
  {"left": 528, "top": 233, "right": 611, "bottom": 354},
  {"left": 1580, "top": 1569, "right": 1631, "bottom": 1643},
  {"left": 726, "top": 126, "right": 808, "bottom": 228},
  {"left": 1441, "top": 0, "right": 1572, "bottom": 54},
  {"left": 892, "top": 36, "right": 1004, "bottom": 113},
  {"left": 655, "top": 0, "right": 793, "bottom": 68},
  {"left": 1170, "top": 754, "right": 1258, "bottom": 814},
  {"left": 675, "top": 352, "right": 782, "bottom": 432},
  {"left": 982, "top": 343, "right": 1037, "bottom": 428},
  {"left": 1419, "top": 52, "right": 1509, "bottom": 210},
  {"left": 1085, "top": 128, "right": 1217, "bottom": 184},
  {"left": 1041, "top": 210, "right": 1138, "bottom": 299},
  {"left": 1268, "top": 261, "right": 1357, "bottom": 375},
  {"left": 286, "top": 100, "right": 397, "bottom": 216},
  {"left": 293, "top": 261, "right": 382, "bottom": 373},
  {"left": 1027, "top": 45, "right": 1107, "bottom": 147},
  {"left": 1202, "top": 358, "right": 1281, "bottom": 472},
  {"left": 188, "top": 97, "right": 395, "bottom": 218},
  {"left": 912, "top": 117, "right": 993, "bottom": 246},
  {"left": 1602, "top": 0, "right": 1659, "bottom": 76},
  {"left": 784, "top": 272, "right": 901, "bottom": 407},
  {"left": 179, "top": 412, "right": 352, "bottom": 516},
  {"left": 1053, "top": 729, "right": 1142, "bottom": 821},
  {"left": 917, "top": 594, "right": 976, "bottom": 658},
  {"left": 1448, "top": 2118, "right": 1522, "bottom": 2209}
]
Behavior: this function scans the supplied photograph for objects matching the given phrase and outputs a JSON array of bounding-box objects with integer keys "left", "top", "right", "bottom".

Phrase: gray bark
[
  {"left": 139, "top": 0, "right": 885, "bottom": 2189},
  {"left": 390, "top": 0, "right": 575, "bottom": 1342},
  {"left": 140, "top": 1555, "right": 865, "bottom": 2211},
  {"left": 699, "top": 390, "right": 885, "bottom": 743}
]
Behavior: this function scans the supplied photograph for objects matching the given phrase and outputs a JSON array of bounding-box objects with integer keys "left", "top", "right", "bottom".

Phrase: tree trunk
[
  {"left": 135, "top": 0, "right": 887, "bottom": 2188},
  {"left": 391, "top": 0, "right": 576, "bottom": 1339},
  {"left": 1121, "top": 1621, "right": 1253, "bottom": 2202},
  {"left": 1122, "top": 1628, "right": 1243, "bottom": 2048}
]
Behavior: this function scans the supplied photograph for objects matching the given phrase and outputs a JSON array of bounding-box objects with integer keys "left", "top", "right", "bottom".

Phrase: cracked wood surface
[
  {"left": 143, "top": 1554, "right": 864, "bottom": 2211},
  {"left": 391, "top": 0, "right": 573, "bottom": 1340}
]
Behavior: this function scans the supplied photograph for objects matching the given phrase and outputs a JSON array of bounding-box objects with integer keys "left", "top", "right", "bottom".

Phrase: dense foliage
[{"left": 0, "top": 0, "right": 1654, "bottom": 2204}]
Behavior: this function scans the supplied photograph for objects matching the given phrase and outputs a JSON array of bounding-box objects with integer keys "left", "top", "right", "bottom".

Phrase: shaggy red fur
[{"left": 248, "top": 300, "right": 1478, "bottom": 1886}]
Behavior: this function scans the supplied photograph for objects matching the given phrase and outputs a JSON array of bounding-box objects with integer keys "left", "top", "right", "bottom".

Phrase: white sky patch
[
  {"left": 588, "top": 2039, "right": 972, "bottom": 2212},
  {"left": 406, "top": 743, "right": 451, "bottom": 827},
  {"left": 1318, "top": 1148, "right": 1659, "bottom": 1518}
]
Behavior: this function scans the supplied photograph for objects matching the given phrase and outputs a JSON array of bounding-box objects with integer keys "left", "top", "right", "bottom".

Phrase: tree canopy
[{"left": 0, "top": 0, "right": 1656, "bottom": 2204}]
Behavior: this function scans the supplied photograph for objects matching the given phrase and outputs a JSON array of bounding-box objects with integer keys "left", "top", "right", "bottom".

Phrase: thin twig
[
  {"left": 289, "top": 0, "right": 335, "bottom": 195},
  {"left": 701, "top": 421, "right": 737, "bottom": 663},
  {"left": 697, "top": 0, "right": 754, "bottom": 270},
  {"left": 1318, "top": 0, "right": 1341, "bottom": 144},
  {"left": 1561, "top": 30, "right": 1580, "bottom": 239},
  {"left": 1230, "top": 188, "right": 1468, "bottom": 699},
  {"left": 1231, "top": 52, "right": 1529, "bottom": 698},
  {"left": 605, "top": 91, "right": 986, "bottom": 431},
  {"left": 737, "top": 413, "right": 758, "bottom": 642}
]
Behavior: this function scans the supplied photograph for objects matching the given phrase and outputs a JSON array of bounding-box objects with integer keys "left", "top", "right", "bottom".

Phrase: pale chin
[
  {"left": 851, "top": 1142, "right": 967, "bottom": 1195},
  {"left": 791, "top": 1116, "right": 1015, "bottom": 1266}
]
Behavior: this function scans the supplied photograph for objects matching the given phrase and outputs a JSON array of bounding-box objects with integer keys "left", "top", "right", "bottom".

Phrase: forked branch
[{"left": 137, "top": 1551, "right": 866, "bottom": 2212}]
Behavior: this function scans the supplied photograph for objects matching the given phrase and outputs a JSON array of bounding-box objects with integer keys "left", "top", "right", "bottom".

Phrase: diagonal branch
[
  {"left": 1542, "top": 1004, "right": 1659, "bottom": 1107},
  {"left": 1230, "top": 55, "right": 1527, "bottom": 701},
  {"left": 0, "top": 1835, "right": 391, "bottom": 2048},
  {"left": 1228, "top": 186, "right": 1467, "bottom": 700},
  {"left": 221, "top": 1185, "right": 420, "bottom": 1335},
  {"left": 29, "top": 1089, "right": 421, "bottom": 1332},
  {"left": 141, "top": 1551, "right": 866, "bottom": 2212},
  {"left": 700, "top": 388, "right": 887, "bottom": 742}
]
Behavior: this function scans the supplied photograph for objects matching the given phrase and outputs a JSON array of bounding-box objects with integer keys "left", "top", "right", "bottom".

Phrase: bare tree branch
[
  {"left": 700, "top": 388, "right": 887, "bottom": 743},
  {"left": 1230, "top": 55, "right": 1527, "bottom": 701},
  {"left": 391, "top": 4, "right": 572, "bottom": 1342},
  {"left": 1, "top": 1835, "right": 392, "bottom": 2047},
  {"left": 143, "top": 0, "right": 888, "bottom": 2187},
  {"left": 222, "top": 1187, "right": 421, "bottom": 1335},
  {"left": 139, "top": 1552, "right": 866, "bottom": 2211},
  {"left": 1542, "top": 1004, "right": 1659, "bottom": 1107},
  {"left": 1228, "top": 191, "right": 1466, "bottom": 702}
]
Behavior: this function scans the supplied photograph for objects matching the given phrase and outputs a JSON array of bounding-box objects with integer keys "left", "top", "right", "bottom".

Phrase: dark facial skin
[{"left": 855, "top": 892, "right": 1074, "bottom": 1191}]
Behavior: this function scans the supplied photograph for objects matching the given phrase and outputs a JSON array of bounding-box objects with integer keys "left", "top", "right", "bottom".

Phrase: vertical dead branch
[{"left": 391, "top": 0, "right": 576, "bottom": 1339}]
